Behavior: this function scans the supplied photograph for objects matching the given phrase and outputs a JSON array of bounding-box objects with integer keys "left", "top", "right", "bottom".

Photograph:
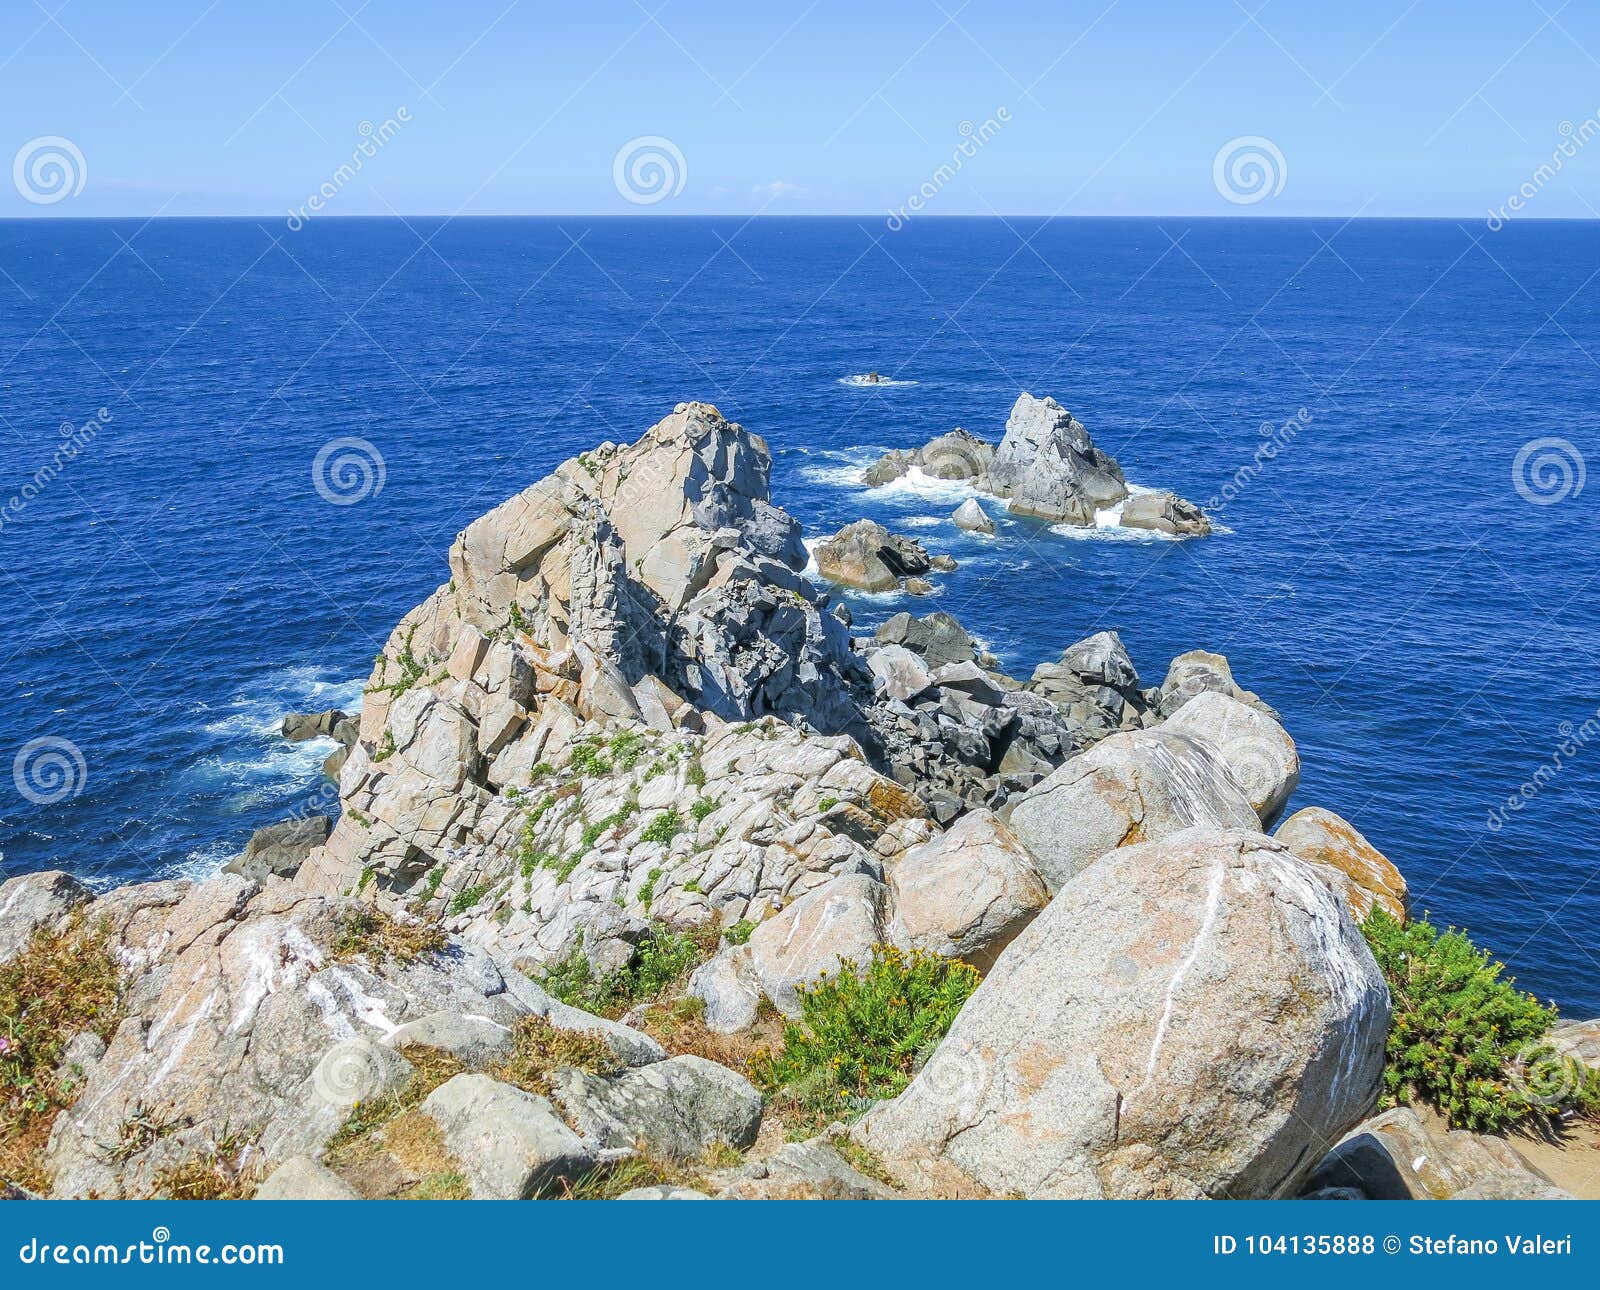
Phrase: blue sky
[{"left": 3, "top": 0, "right": 1599, "bottom": 217}]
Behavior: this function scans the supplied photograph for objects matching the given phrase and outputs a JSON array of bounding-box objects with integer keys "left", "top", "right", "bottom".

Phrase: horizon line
[{"left": 0, "top": 211, "right": 1592, "bottom": 224}]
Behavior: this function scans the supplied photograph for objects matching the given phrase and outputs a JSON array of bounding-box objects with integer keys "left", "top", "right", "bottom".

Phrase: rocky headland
[{"left": 2, "top": 399, "right": 1592, "bottom": 1202}]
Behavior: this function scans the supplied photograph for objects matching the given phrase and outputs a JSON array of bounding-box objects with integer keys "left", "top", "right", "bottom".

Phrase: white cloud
[{"left": 752, "top": 180, "right": 803, "bottom": 201}]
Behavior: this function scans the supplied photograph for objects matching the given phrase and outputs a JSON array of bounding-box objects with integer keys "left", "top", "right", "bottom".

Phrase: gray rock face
[
  {"left": 745, "top": 872, "right": 887, "bottom": 1016},
  {"left": 713, "top": 1137, "right": 898, "bottom": 1199},
  {"left": 224, "top": 815, "right": 332, "bottom": 883},
  {"left": 814, "top": 519, "right": 934, "bottom": 593},
  {"left": 1162, "top": 691, "right": 1300, "bottom": 827},
  {"left": 862, "top": 617, "right": 1120, "bottom": 820},
  {"left": 549, "top": 1055, "right": 763, "bottom": 1162},
  {"left": 1025, "top": 629, "right": 1155, "bottom": 741},
  {"left": 987, "top": 392, "right": 1128, "bottom": 525},
  {"left": 281, "top": 709, "right": 349, "bottom": 743},
  {"left": 617, "top": 1185, "right": 711, "bottom": 1199},
  {"left": 1002, "top": 728, "right": 1258, "bottom": 891},
  {"left": 304, "top": 402, "right": 883, "bottom": 904},
  {"left": 1303, "top": 1107, "right": 1569, "bottom": 1200},
  {"left": 422, "top": 1073, "right": 594, "bottom": 1199},
  {"left": 385, "top": 1011, "right": 515, "bottom": 1070},
  {"left": 253, "top": 1155, "right": 361, "bottom": 1200},
  {"left": 1550, "top": 1018, "right": 1600, "bottom": 1070},
  {"left": 38, "top": 876, "right": 569, "bottom": 1198},
  {"left": 874, "top": 611, "right": 976, "bottom": 668},
  {"left": 886, "top": 809, "right": 1049, "bottom": 971},
  {"left": 0, "top": 870, "right": 93, "bottom": 964},
  {"left": 858, "top": 828, "right": 1391, "bottom": 1199},
  {"left": 867, "top": 643, "right": 935, "bottom": 703},
  {"left": 1157, "top": 649, "right": 1279, "bottom": 720},
  {"left": 1119, "top": 490, "right": 1211, "bottom": 536},
  {"left": 863, "top": 428, "right": 994, "bottom": 490}
]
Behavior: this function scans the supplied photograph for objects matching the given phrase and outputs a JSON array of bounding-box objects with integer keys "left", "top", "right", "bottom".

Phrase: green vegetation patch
[
  {"left": 1362, "top": 908, "right": 1600, "bottom": 1132},
  {"left": 751, "top": 945, "right": 979, "bottom": 1133}
]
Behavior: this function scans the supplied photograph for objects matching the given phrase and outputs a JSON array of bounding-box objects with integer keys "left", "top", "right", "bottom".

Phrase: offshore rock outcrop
[{"left": 864, "top": 391, "right": 1210, "bottom": 534}]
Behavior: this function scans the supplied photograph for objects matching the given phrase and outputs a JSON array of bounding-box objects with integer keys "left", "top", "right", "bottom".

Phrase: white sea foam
[
  {"left": 867, "top": 466, "right": 996, "bottom": 506},
  {"left": 796, "top": 445, "right": 888, "bottom": 490},
  {"left": 837, "top": 374, "right": 918, "bottom": 387}
]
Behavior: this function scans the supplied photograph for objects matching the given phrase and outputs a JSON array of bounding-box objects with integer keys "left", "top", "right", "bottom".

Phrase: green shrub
[
  {"left": 608, "top": 730, "right": 648, "bottom": 771},
  {"left": 640, "top": 809, "right": 683, "bottom": 844},
  {"left": 1362, "top": 908, "right": 1599, "bottom": 1131},
  {"left": 816, "top": 796, "right": 839, "bottom": 813},
  {"left": 447, "top": 884, "right": 490, "bottom": 916},
  {"left": 539, "top": 924, "right": 717, "bottom": 1018},
  {"left": 580, "top": 799, "right": 638, "bottom": 851},
  {"left": 569, "top": 741, "right": 612, "bottom": 778},
  {"left": 723, "top": 918, "right": 755, "bottom": 946},
  {"left": 690, "top": 797, "right": 717, "bottom": 822},
  {"left": 752, "top": 945, "right": 979, "bottom": 1128}
]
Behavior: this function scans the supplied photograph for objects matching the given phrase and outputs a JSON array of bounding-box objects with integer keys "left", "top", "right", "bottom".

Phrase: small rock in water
[{"left": 951, "top": 498, "right": 996, "bottom": 534}]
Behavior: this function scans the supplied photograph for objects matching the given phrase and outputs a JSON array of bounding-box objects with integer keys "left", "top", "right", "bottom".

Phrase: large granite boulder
[
  {"left": 814, "top": 519, "right": 934, "bottom": 593},
  {"left": 695, "top": 872, "right": 888, "bottom": 1022},
  {"left": 548, "top": 1055, "right": 762, "bottom": 1162},
  {"left": 951, "top": 498, "right": 995, "bottom": 534},
  {"left": 1302, "top": 1107, "right": 1570, "bottom": 1200},
  {"left": 885, "top": 809, "right": 1048, "bottom": 971},
  {"left": 863, "top": 428, "right": 994, "bottom": 489},
  {"left": 1157, "top": 649, "right": 1278, "bottom": 720},
  {"left": 1001, "top": 728, "right": 1257, "bottom": 891},
  {"left": 987, "top": 392, "right": 1128, "bottom": 525},
  {"left": 1162, "top": 690, "right": 1300, "bottom": 827},
  {"left": 421, "top": 1073, "right": 594, "bottom": 1199},
  {"left": 1274, "top": 807, "right": 1407, "bottom": 922},
  {"left": 857, "top": 828, "right": 1391, "bottom": 1199}
]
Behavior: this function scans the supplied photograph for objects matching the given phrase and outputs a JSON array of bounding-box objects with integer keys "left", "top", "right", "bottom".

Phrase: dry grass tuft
[
  {"left": 332, "top": 906, "right": 447, "bottom": 966},
  {"left": 149, "top": 1136, "right": 263, "bottom": 1200},
  {"left": 379, "top": 1111, "right": 470, "bottom": 1200},
  {"left": 0, "top": 914, "right": 125, "bottom": 1193},
  {"left": 637, "top": 994, "right": 778, "bottom": 1074},
  {"left": 491, "top": 1016, "right": 619, "bottom": 1096},
  {"left": 325, "top": 1043, "right": 466, "bottom": 1158}
]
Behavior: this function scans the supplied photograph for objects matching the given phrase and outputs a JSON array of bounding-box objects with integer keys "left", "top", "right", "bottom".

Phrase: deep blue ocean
[{"left": 1, "top": 216, "right": 1597, "bottom": 1013}]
